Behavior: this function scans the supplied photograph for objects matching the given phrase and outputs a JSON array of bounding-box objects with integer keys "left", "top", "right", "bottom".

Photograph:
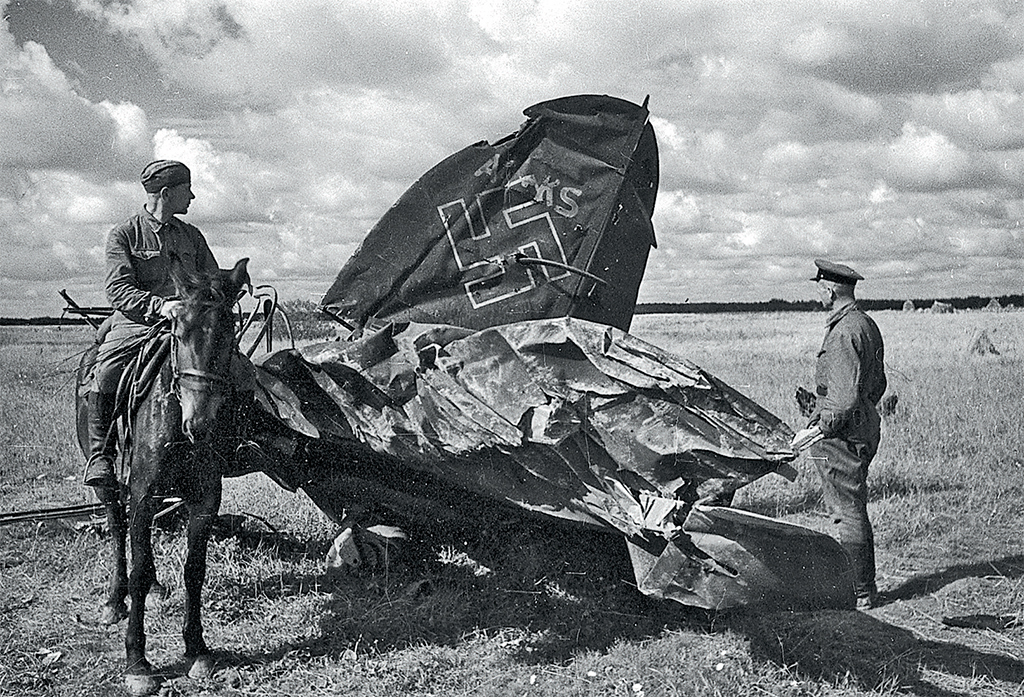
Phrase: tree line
[
  {"left": 10, "top": 293, "right": 1024, "bottom": 328},
  {"left": 636, "top": 294, "right": 1024, "bottom": 314}
]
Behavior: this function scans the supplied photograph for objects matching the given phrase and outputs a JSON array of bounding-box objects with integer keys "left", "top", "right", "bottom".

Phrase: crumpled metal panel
[
  {"left": 253, "top": 316, "right": 852, "bottom": 610},
  {"left": 628, "top": 506, "right": 854, "bottom": 610}
]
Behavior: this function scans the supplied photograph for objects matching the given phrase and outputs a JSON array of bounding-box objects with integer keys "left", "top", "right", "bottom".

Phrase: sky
[{"left": 4, "top": 0, "right": 1024, "bottom": 317}]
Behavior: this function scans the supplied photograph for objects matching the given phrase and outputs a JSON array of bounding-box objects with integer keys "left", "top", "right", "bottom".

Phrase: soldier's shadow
[
  {"left": 743, "top": 608, "right": 1024, "bottom": 696},
  {"left": 743, "top": 554, "right": 1024, "bottom": 695},
  {"left": 883, "top": 554, "right": 1024, "bottom": 602}
]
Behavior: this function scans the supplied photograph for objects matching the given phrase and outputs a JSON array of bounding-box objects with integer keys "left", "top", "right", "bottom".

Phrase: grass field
[{"left": 0, "top": 311, "right": 1022, "bottom": 697}]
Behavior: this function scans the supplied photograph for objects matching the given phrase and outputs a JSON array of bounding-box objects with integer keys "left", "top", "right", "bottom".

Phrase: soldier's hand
[
  {"left": 159, "top": 299, "right": 184, "bottom": 320},
  {"left": 790, "top": 426, "right": 823, "bottom": 452}
]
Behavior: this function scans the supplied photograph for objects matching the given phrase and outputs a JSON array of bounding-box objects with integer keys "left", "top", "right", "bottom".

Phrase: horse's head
[{"left": 169, "top": 258, "right": 249, "bottom": 443}]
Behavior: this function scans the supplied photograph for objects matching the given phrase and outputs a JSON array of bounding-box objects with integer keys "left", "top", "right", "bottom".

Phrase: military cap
[
  {"left": 810, "top": 258, "right": 863, "bottom": 285},
  {"left": 141, "top": 160, "right": 191, "bottom": 193}
]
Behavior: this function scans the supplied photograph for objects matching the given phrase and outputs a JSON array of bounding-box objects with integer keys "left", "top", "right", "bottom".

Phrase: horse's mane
[
  {"left": 165, "top": 256, "right": 250, "bottom": 346},
  {"left": 167, "top": 256, "right": 248, "bottom": 312}
]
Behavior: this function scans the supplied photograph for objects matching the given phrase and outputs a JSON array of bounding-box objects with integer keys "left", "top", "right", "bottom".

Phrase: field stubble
[{"left": 0, "top": 313, "right": 1022, "bottom": 697}]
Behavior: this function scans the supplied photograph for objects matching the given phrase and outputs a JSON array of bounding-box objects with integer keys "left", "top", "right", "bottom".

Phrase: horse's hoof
[
  {"left": 124, "top": 672, "right": 162, "bottom": 696},
  {"left": 98, "top": 601, "right": 128, "bottom": 625},
  {"left": 187, "top": 654, "right": 215, "bottom": 680}
]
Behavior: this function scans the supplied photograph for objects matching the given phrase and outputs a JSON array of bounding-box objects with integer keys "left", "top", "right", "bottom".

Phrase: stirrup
[{"left": 83, "top": 456, "right": 118, "bottom": 489}]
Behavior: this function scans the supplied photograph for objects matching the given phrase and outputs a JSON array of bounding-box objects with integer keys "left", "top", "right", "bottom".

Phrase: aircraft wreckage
[{"left": 245, "top": 94, "right": 855, "bottom": 611}]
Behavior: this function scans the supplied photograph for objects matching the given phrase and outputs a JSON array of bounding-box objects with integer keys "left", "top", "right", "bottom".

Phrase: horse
[{"left": 77, "top": 258, "right": 251, "bottom": 695}]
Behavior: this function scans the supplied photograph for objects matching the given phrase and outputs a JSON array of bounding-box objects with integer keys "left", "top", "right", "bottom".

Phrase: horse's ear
[{"left": 228, "top": 258, "right": 250, "bottom": 294}]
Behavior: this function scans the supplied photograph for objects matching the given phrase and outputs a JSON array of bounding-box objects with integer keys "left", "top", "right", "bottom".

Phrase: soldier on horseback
[{"left": 83, "top": 159, "right": 220, "bottom": 489}]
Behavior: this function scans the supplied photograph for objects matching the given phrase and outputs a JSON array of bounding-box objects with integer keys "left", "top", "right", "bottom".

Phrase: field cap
[
  {"left": 810, "top": 258, "right": 863, "bottom": 285},
  {"left": 141, "top": 160, "right": 190, "bottom": 193}
]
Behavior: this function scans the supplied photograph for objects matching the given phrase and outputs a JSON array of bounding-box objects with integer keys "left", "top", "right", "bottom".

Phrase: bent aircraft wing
[{"left": 246, "top": 317, "right": 853, "bottom": 611}]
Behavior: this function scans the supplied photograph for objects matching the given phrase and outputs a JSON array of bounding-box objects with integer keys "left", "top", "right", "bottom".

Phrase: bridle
[
  {"left": 164, "top": 269, "right": 275, "bottom": 399},
  {"left": 168, "top": 298, "right": 237, "bottom": 396},
  {"left": 173, "top": 361, "right": 234, "bottom": 391}
]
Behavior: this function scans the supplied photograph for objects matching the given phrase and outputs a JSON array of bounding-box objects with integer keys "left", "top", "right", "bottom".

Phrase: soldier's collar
[
  {"left": 141, "top": 206, "right": 182, "bottom": 232},
  {"left": 826, "top": 300, "right": 858, "bottom": 327}
]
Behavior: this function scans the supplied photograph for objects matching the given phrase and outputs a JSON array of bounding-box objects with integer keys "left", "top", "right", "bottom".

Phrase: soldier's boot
[
  {"left": 83, "top": 391, "right": 118, "bottom": 489},
  {"left": 844, "top": 542, "right": 878, "bottom": 610}
]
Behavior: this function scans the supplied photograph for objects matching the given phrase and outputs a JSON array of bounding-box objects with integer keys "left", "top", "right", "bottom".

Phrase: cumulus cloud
[
  {"left": 910, "top": 90, "right": 1024, "bottom": 150},
  {"left": 782, "top": 4, "right": 1020, "bottom": 94},
  {"left": 882, "top": 122, "right": 1003, "bottom": 191},
  {"left": 0, "top": 35, "right": 149, "bottom": 174},
  {"left": 7, "top": 0, "right": 1024, "bottom": 315},
  {"left": 71, "top": 0, "right": 489, "bottom": 104}
]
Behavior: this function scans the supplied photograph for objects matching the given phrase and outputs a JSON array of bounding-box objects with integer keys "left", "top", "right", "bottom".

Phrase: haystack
[
  {"left": 901, "top": 299, "right": 915, "bottom": 312},
  {"left": 967, "top": 329, "right": 999, "bottom": 356},
  {"left": 930, "top": 300, "right": 954, "bottom": 314},
  {"left": 985, "top": 297, "right": 1002, "bottom": 312}
]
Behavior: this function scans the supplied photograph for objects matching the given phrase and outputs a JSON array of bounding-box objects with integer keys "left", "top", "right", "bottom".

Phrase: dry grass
[{"left": 2, "top": 314, "right": 1023, "bottom": 697}]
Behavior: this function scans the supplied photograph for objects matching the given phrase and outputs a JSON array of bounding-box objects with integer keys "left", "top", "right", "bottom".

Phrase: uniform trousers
[{"left": 808, "top": 436, "right": 877, "bottom": 597}]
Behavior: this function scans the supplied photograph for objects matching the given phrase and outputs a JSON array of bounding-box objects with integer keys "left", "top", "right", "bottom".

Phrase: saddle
[
  {"left": 78, "top": 326, "right": 258, "bottom": 486},
  {"left": 77, "top": 324, "right": 172, "bottom": 423}
]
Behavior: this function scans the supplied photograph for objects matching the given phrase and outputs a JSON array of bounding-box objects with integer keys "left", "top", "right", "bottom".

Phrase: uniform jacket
[
  {"left": 105, "top": 208, "right": 219, "bottom": 325},
  {"left": 810, "top": 301, "right": 886, "bottom": 446}
]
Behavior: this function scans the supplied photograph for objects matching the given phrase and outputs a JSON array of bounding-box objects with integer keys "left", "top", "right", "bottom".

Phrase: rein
[
  {"left": 168, "top": 298, "right": 237, "bottom": 397},
  {"left": 162, "top": 279, "right": 284, "bottom": 396}
]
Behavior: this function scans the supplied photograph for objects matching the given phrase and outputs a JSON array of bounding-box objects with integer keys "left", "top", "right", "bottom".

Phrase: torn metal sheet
[
  {"left": 628, "top": 506, "right": 854, "bottom": 610},
  {"left": 251, "top": 316, "right": 854, "bottom": 610}
]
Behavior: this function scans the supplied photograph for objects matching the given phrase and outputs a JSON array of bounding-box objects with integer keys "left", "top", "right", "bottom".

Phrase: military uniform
[
  {"left": 805, "top": 259, "right": 886, "bottom": 604},
  {"left": 92, "top": 209, "right": 218, "bottom": 393},
  {"left": 84, "top": 160, "right": 218, "bottom": 488}
]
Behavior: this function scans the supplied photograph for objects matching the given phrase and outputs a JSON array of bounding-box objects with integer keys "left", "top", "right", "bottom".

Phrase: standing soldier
[
  {"left": 791, "top": 259, "right": 887, "bottom": 610},
  {"left": 82, "top": 160, "right": 220, "bottom": 489}
]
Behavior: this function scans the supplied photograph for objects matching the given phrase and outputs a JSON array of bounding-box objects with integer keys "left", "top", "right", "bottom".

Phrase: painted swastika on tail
[{"left": 438, "top": 193, "right": 570, "bottom": 309}]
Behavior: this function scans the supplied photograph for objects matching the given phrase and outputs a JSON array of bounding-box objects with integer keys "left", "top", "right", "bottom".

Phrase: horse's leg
[
  {"left": 97, "top": 486, "right": 128, "bottom": 625},
  {"left": 183, "top": 478, "right": 222, "bottom": 680},
  {"left": 124, "top": 494, "right": 162, "bottom": 696}
]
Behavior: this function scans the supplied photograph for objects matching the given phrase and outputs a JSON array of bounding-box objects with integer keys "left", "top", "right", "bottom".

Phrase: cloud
[
  {"left": 72, "top": 0, "right": 489, "bottom": 105},
  {"left": 760, "top": 141, "right": 825, "bottom": 183},
  {"left": 882, "top": 122, "right": 999, "bottom": 191},
  {"left": 909, "top": 89, "right": 1024, "bottom": 150},
  {"left": 652, "top": 119, "right": 747, "bottom": 194},
  {"left": 7, "top": 0, "right": 1024, "bottom": 317},
  {"left": 0, "top": 36, "right": 149, "bottom": 175},
  {"left": 782, "top": 5, "right": 1021, "bottom": 94},
  {"left": 0, "top": 169, "right": 136, "bottom": 278}
]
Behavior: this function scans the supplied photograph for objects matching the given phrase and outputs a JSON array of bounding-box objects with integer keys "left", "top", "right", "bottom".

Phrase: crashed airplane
[{"left": 247, "top": 95, "right": 854, "bottom": 611}]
